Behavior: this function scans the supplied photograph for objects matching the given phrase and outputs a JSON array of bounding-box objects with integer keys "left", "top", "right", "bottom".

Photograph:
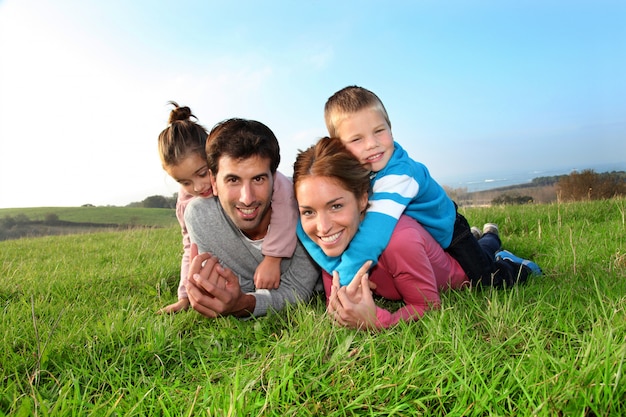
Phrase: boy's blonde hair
[{"left": 324, "top": 86, "right": 392, "bottom": 138}]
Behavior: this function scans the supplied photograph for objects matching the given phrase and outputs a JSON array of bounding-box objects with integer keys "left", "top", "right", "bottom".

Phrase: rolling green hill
[
  {"left": 0, "top": 206, "right": 177, "bottom": 227},
  {"left": 0, "top": 206, "right": 178, "bottom": 241}
]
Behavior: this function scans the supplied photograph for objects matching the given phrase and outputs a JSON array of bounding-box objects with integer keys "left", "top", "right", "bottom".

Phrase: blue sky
[{"left": 1, "top": 0, "right": 625, "bottom": 208}]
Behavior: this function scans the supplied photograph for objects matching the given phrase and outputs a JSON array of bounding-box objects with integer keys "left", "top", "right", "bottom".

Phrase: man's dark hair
[{"left": 206, "top": 118, "right": 281, "bottom": 174}]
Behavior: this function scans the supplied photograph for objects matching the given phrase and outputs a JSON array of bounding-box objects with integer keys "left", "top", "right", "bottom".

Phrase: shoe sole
[{"left": 495, "top": 250, "right": 542, "bottom": 276}]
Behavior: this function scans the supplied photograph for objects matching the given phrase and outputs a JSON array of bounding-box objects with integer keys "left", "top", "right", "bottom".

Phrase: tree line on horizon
[
  {"left": 130, "top": 169, "right": 626, "bottom": 209},
  {"left": 1, "top": 170, "right": 623, "bottom": 241},
  {"left": 126, "top": 194, "right": 178, "bottom": 209},
  {"left": 444, "top": 169, "right": 625, "bottom": 206},
  {"left": 555, "top": 169, "right": 626, "bottom": 201}
]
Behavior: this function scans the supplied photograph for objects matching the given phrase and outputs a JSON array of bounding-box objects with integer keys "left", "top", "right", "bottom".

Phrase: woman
[{"left": 293, "top": 137, "right": 471, "bottom": 329}]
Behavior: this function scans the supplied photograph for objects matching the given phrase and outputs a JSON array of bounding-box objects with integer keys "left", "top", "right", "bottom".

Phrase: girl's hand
[
  {"left": 157, "top": 298, "right": 190, "bottom": 314},
  {"left": 254, "top": 256, "right": 281, "bottom": 289}
]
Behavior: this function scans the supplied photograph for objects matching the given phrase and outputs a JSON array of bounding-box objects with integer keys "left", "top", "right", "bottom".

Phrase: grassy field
[
  {"left": 0, "top": 206, "right": 178, "bottom": 228},
  {"left": 1, "top": 199, "right": 624, "bottom": 416}
]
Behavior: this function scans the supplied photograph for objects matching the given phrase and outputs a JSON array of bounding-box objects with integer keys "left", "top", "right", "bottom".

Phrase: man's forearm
[{"left": 230, "top": 293, "right": 256, "bottom": 318}]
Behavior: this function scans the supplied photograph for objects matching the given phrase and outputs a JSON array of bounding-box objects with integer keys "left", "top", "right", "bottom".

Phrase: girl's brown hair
[{"left": 157, "top": 101, "right": 208, "bottom": 168}]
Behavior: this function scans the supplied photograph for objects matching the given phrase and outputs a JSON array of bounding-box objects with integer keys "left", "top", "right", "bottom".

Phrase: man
[{"left": 184, "top": 118, "right": 321, "bottom": 318}]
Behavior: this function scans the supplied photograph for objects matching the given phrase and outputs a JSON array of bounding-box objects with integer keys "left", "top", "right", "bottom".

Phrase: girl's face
[
  {"left": 164, "top": 153, "right": 213, "bottom": 198},
  {"left": 336, "top": 107, "right": 394, "bottom": 172},
  {"left": 296, "top": 176, "right": 368, "bottom": 258}
]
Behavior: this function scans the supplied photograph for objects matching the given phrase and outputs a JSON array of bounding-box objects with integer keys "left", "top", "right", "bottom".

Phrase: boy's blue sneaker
[{"left": 495, "top": 250, "right": 542, "bottom": 276}]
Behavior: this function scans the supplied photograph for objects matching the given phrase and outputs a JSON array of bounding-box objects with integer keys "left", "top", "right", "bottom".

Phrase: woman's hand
[{"left": 328, "top": 261, "right": 378, "bottom": 330}]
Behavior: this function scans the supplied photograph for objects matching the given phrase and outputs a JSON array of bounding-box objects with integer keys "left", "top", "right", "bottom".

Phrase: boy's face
[{"left": 336, "top": 107, "right": 393, "bottom": 172}]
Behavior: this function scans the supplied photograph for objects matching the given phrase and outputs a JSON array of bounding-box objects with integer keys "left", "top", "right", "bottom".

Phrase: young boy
[{"left": 296, "top": 85, "right": 540, "bottom": 287}]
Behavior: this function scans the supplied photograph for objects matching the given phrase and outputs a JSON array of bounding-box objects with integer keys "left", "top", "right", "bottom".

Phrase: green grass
[
  {"left": 0, "top": 207, "right": 177, "bottom": 227},
  {"left": 1, "top": 199, "right": 625, "bottom": 416}
]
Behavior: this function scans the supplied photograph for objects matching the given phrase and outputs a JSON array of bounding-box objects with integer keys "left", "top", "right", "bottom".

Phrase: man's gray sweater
[{"left": 185, "top": 197, "right": 322, "bottom": 317}]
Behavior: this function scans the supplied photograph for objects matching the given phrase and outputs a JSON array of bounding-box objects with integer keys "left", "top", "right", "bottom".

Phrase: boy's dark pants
[{"left": 444, "top": 206, "right": 526, "bottom": 287}]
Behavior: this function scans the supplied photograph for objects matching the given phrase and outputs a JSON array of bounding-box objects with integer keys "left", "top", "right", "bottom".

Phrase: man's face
[{"left": 210, "top": 154, "right": 274, "bottom": 240}]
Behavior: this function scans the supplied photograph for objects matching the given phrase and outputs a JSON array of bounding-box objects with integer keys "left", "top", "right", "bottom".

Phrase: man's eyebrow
[{"left": 222, "top": 173, "right": 241, "bottom": 180}]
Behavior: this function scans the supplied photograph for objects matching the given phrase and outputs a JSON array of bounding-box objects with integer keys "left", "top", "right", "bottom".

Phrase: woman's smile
[{"left": 318, "top": 229, "right": 343, "bottom": 244}]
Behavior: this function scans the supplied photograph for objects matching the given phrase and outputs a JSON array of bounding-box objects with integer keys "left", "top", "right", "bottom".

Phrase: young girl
[{"left": 156, "top": 102, "right": 297, "bottom": 313}]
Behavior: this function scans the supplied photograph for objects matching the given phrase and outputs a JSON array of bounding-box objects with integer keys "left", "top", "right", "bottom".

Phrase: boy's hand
[
  {"left": 157, "top": 298, "right": 190, "bottom": 314},
  {"left": 254, "top": 256, "right": 282, "bottom": 289}
]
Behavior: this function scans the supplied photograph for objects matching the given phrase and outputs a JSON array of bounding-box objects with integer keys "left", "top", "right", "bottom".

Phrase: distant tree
[
  {"left": 1, "top": 215, "right": 16, "bottom": 229},
  {"left": 168, "top": 193, "right": 178, "bottom": 208},
  {"left": 557, "top": 169, "right": 626, "bottom": 201},
  {"left": 14, "top": 214, "right": 30, "bottom": 224},
  {"left": 492, "top": 193, "right": 534, "bottom": 205},
  {"left": 596, "top": 171, "right": 626, "bottom": 198},
  {"left": 127, "top": 193, "right": 176, "bottom": 208},
  {"left": 44, "top": 213, "right": 60, "bottom": 225},
  {"left": 142, "top": 195, "right": 171, "bottom": 208},
  {"left": 443, "top": 185, "right": 469, "bottom": 203},
  {"left": 531, "top": 175, "right": 567, "bottom": 186}
]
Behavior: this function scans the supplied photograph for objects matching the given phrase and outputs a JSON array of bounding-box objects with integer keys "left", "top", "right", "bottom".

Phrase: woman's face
[{"left": 296, "top": 176, "right": 368, "bottom": 258}]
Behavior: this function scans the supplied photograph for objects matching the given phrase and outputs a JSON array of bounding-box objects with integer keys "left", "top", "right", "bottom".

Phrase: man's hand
[
  {"left": 254, "top": 256, "right": 281, "bottom": 289},
  {"left": 185, "top": 244, "right": 256, "bottom": 318},
  {"left": 328, "top": 261, "right": 378, "bottom": 329}
]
